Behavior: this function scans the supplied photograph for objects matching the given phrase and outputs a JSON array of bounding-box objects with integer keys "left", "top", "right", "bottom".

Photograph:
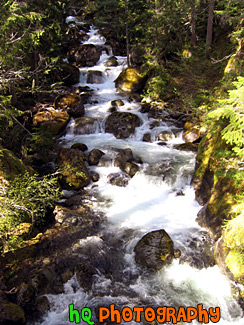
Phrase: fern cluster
[{"left": 208, "top": 76, "right": 244, "bottom": 157}]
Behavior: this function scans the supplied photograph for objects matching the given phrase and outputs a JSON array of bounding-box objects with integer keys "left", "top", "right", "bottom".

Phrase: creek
[{"left": 36, "top": 18, "right": 243, "bottom": 325}]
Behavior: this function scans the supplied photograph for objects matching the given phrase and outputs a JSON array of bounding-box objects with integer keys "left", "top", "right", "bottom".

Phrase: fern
[{"left": 208, "top": 77, "right": 244, "bottom": 157}]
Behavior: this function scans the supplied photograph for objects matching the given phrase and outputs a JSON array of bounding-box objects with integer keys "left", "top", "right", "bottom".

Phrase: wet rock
[
  {"left": 115, "top": 148, "right": 134, "bottom": 167},
  {"left": 107, "top": 172, "right": 131, "bottom": 187},
  {"left": 173, "top": 142, "right": 198, "bottom": 152},
  {"left": 110, "top": 99, "right": 124, "bottom": 107},
  {"left": 121, "top": 162, "right": 139, "bottom": 177},
  {"left": 105, "top": 112, "right": 141, "bottom": 139},
  {"left": 88, "top": 149, "right": 105, "bottom": 165},
  {"left": 71, "top": 143, "right": 88, "bottom": 152},
  {"left": 68, "top": 44, "right": 100, "bottom": 67},
  {"left": 33, "top": 108, "right": 70, "bottom": 135},
  {"left": 104, "top": 56, "right": 118, "bottom": 67},
  {"left": 115, "top": 67, "right": 147, "bottom": 93},
  {"left": 107, "top": 106, "right": 117, "bottom": 113},
  {"left": 0, "top": 300, "right": 26, "bottom": 324},
  {"left": 54, "top": 93, "right": 84, "bottom": 118},
  {"left": 143, "top": 133, "right": 151, "bottom": 142},
  {"left": 174, "top": 249, "right": 181, "bottom": 258},
  {"left": 57, "top": 148, "right": 90, "bottom": 189},
  {"left": 183, "top": 128, "right": 200, "bottom": 143},
  {"left": 74, "top": 117, "right": 97, "bottom": 135},
  {"left": 90, "top": 171, "right": 100, "bottom": 182},
  {"left": 31, "top": 267, "right": 56, "bottom": 295},
  {"left": 35, "top": 296, "right": 50, "bottom": 315},
  {"left": 158, "top": 130, "right": 173, "bottom": 141},
  {"left": 54, "top": 62, "right": 80, "bottom": 86},
  {"left": 157, "top": 142, "right": 167, "bottom": 146},
  {"left": 87, "top": 70, "right": 104, "bottom": 84},
  {"left": 16, "top": 283, "right": 35, "bottom": 311},
  {"left": 140, "top": 103, "right": 151, "bottom": 113},
  {"left": 134, "top": 229, "right": 174, "bottom": 270},
  {"left": 75, "top": 263, "right": 96, "bottom": 291}
]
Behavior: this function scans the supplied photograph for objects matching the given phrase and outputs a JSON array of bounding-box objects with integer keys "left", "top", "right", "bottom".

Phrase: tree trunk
[
  {"left": 125, "top": 0, "right": 130, "bottom": 66},
  {"left": 206, "top": 0, "right": 215, "bottom": 55},
  {"left": 191, "top": 0, "right": 197, "bottom": 45}
]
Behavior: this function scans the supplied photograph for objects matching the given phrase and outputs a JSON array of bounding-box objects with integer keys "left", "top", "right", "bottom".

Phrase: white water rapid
[{"left": 36, "top": 19, "right": 244, "bottom": 325}]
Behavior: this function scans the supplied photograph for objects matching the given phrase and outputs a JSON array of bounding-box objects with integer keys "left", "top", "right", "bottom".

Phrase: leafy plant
[{"left": 0, "top": 172, "right": 61, "bottom": 252}]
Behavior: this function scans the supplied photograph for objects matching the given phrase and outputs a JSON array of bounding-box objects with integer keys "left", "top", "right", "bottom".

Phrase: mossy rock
[
  {"left": 115, "top": 67, "right": 147, "bottom": 93},
  {"left": 225, "top": 250, "right": 244, "bottom": 281},
  {"left": 54, "top": 93, "right": 84, "bottom": 118},
  {"left": 173, "top": 142, "right": 198, "bottom": 152},
  {"left": 134, "top": 229, "right": 174, "bottom": 270},
  {"left": 0, "top": 301, "right": 26, "bottom": 324},
  {"left": 158, "top": 131, "right": 173, "bottom": 141},
  {"left": 0, "top": 148, "right": 32, "bottom": 187},
  {"left": 57, "top": 148, "right": 90, "bottom": 189},
  {"left": 33, "top": 109, "right": 70, "bottom": 135}
]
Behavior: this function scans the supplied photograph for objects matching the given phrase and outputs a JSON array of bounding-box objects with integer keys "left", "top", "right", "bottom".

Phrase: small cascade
[{"left": 35, "top": 17, "right": 244, "bottom": 325}]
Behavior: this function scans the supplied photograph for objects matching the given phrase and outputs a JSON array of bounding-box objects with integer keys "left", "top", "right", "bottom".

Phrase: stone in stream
[
  {"left": 134, "top": 229, "right": 174, "bottom": 270},
  {"left": 87, "top": 70, "right": 104, "bottom": 84},
  {"left": 107, "top": 172, "right": 131, "bottom": 187},
  {"left": 110, "top": 99, "right": 124, "bottom": 107},
  {"left": 54, "top": 93, "right": 85, "bottom": 118},
  {"left": 105, "top": 111, "right": 141, "bottom": 139},
  {"left": 68, "top": 44, "right": 100, "bottom": 67},
  {"left": 158, "top": 130, "right": 173, "bottom": 141},
  {"left": 115, "top": 67, "right": 147, "bottom": 93},
  {"left": 104, "top": 56, "right": 118, "bottom": 67},
  {"left": 143, "top": 132, "right": 151, "bottom": 142},
  {"left": 74, "top": 117, "right": 97, "bottom": 135},
  {"left": 71, "top": 143, "right": 88, "bottom": 152},
  {"left": 88, "top": 148, "right": 105, "bottom": 165}
]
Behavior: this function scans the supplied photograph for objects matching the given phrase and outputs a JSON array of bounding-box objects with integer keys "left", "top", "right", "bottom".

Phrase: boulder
[
  {"left": 87, "top": 70, "right": 104, "bottom": 84},
  {"left": 143, "top": 133, "right": 151, "bottom": 142},
  {"left": 16, "top": 283, "right": 35, "bottom": 310},
  {"left": 75, "top": 263, "right": 96, "bottom": 291},
  {"left": 105, "top": 112, "right": 141, "bottom": 139},
  {"left": 54, "top": 62, "right": 80, "bottom": 86},
  {"left": 104, "top": 57, "right": 118, "bottom": 67},
  {"left": 107, "top": 172, "right": 131, "bottom": 187},
  {"left": 121, "top": 162, "right": 139, "bottom": 177},
  {"left": 173, "top": 142, "right": 198, "bottom": 152},
  {"left": 68, "top": 44, "right": 100, "bottom": 67},
  {"left": 158, "top": 131, "right": 173, "bottom": 141},
  {"left": 57, "top": 148, "right": 90, "bottom": 189},
  {"left": 71, "top": 143, "right": 88, "bottom": 152},
  {"left": 134, "top": 229, "right": 174, "bottom": 270},
  {"left": 74, "top": 117, "right": 97, "bottom": 135},
  {"left": 115, "top": 67, "right": 147, "bottom": 93},
  {"left": 54, "top": 94, "right": 84, "bottom": 118},
  {"left": 183, "top": 128, "right": 200, "bottom": 143},
  {"left": 88, "top": 149, "right": 105, "bottom": 165},
  {"left": 33, "top": 108, "right": 70, "bottom": 135},
  {"left": 110, "top": 99, "right": 124, "bottom": 107},
  {"left": 115, "top": 148, "right": 134, "bottom": 167},
  {"left": 0, "top": 301, "right": 26, "bottom": 324}
]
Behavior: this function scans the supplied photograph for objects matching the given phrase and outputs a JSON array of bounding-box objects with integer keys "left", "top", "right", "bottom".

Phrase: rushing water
[{"left": 36, "top": 18, "right": 244, "bottom": 324}]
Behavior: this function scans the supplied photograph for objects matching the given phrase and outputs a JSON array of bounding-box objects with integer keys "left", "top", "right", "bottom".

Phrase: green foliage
[
  {"left": 0, "top": 172, "right": 61, "bottom": 252},
  {"left": 208, "top": 76, "right": 244, "bottom": 157}
]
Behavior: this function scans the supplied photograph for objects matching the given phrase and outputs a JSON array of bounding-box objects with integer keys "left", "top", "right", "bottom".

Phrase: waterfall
[{"left": 34, "top": 20, "right": 243, "bottom": 325}]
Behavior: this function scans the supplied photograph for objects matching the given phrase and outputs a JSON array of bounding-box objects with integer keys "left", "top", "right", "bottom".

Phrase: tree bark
[
  {"left": 125, "top": 0, "right": 130, "bottom": 66},
  {"left": 190, "top": 0, "right": 197, "bottom": 45},
  {"left": 206, "top": 0, "right": 215, "bottom": 55}
]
